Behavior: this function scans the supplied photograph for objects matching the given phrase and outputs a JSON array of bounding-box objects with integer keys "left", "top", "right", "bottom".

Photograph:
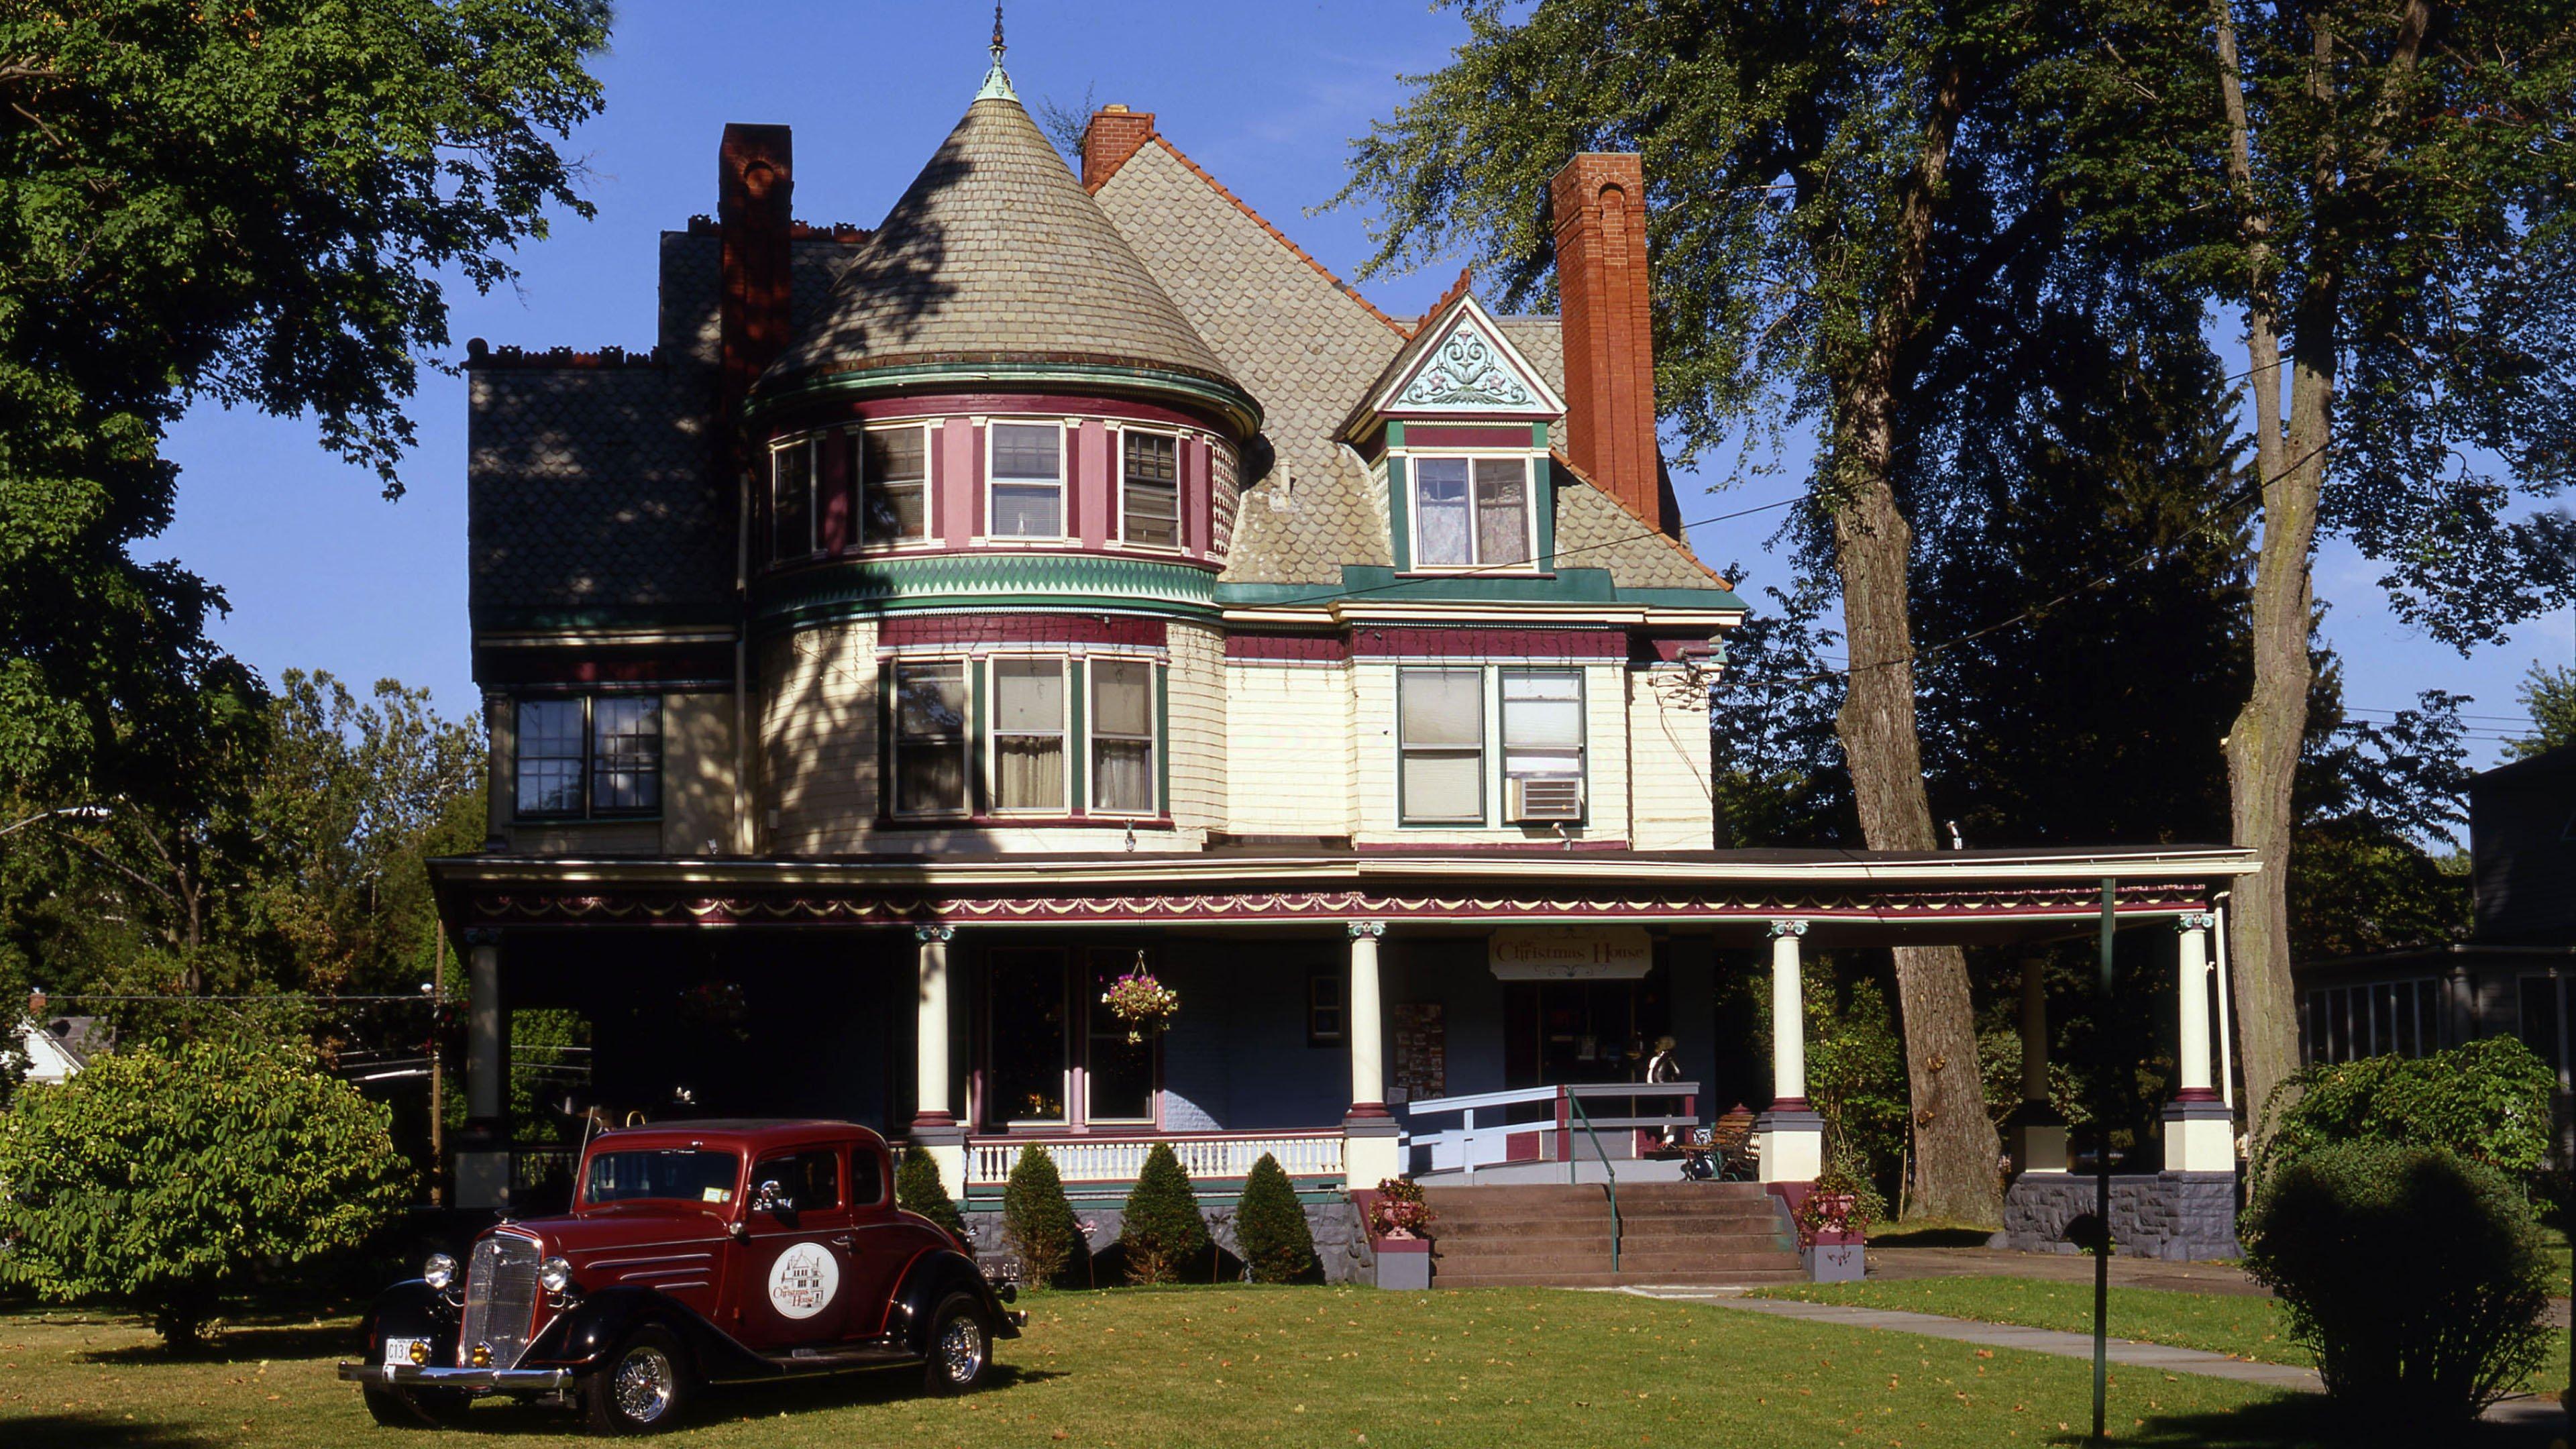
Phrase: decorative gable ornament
[{"left": 1370, "top": 296, "right": 1564, "bottom": 421}]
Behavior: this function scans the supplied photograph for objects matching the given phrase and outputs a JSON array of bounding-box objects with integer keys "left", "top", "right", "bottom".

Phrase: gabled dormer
[{"left": 1341, "top": 293, "right": 1566, "bottom": 575}]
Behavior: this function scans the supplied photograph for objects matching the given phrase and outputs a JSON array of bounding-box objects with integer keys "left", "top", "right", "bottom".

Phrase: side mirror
[{"left": 753, "top": 1179, "right": 794, "bottom": 1214}]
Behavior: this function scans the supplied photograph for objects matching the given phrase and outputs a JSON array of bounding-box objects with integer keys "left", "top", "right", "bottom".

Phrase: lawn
[{"left": 0, "top": 1285, "right": 2428, "bottom": 1449}]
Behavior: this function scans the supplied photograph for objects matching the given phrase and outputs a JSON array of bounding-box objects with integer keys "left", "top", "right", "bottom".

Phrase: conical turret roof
[{"left": 763, "top": 89, "right": 1242, "bottom": 405}]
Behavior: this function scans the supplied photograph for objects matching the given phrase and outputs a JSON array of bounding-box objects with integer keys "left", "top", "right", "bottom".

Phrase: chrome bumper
[{"left": 338, "top": 1362, "right": 574, "bottom": 1391}]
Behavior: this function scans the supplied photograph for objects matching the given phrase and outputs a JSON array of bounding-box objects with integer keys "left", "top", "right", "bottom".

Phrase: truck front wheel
[
  {"left": 581, "top": 1326, "right": 693, "bottom": 1435},
  {"left": 921, "top": 1292, "right": 991, "bottom": 1395}
]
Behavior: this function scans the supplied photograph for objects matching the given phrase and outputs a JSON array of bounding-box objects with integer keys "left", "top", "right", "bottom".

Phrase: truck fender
[
  {"left": 888, "top": 1248, "right": 1020, "bottom": 1357},
  {"left": 531, "top": 1286, "right": 778, "bottom": 1385},
  {"left": 360, "top": 1279, "right": 458, "bottom": 1365}
]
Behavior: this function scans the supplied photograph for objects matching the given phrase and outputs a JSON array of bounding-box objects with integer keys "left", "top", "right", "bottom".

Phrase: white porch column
[
  {"left": 2163, "top": 913, "right": 2233, "bottom": 1173},
  {"left": 910, "top": 924, "right": 965, "bottom": 1195},
  {"left": 2009, "top": 955, "right": 2068, "bottom": 1173},
  {"left": 1754, "top": 920, "right": 1823, "bottom": 1183},
  {"left": 455, "top": 928, "right": 511, "bottom": 1209},
  {"left": 1343, "top": 921, "right": 1401, "bottom": 1188}
]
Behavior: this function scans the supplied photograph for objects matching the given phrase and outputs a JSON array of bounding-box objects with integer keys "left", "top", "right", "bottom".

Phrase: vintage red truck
[{"left": 339, "top": 1120, "right": 1021, "bottom": 1433}]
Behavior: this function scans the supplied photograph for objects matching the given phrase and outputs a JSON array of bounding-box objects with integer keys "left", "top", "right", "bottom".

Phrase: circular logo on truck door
[{"left": 767, "top": 1242, "right": 839, "bottom": 1320}]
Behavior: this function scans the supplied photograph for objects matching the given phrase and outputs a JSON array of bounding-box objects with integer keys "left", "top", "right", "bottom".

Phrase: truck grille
[{"left": 458, "top": 1232, "right": 542, "bottom": 1369}]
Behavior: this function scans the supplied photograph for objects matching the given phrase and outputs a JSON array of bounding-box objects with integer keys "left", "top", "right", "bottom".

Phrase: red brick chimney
[
  {"left": 1550, "top": 152, "right": 1678, "bottom": 536},
  {"left": 27, "top": 987, "right": 45, "bottom": 1019},
  {"left": 1080, "top": 105, "right": 1156, "bottom": 189},
  {"left": 718, "top": 123, "right": 795, "bottom": 431}
]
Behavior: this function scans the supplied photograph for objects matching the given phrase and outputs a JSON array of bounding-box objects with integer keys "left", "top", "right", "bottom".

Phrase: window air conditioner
[{"left": 1509, "top": 776, "right": 1584, "bottom": 822}]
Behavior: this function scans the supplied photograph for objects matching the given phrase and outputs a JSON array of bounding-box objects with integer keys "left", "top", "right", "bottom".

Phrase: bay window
[
  {"left": 1411, "top": 455, "right": 1533, "bottom": 569},
  {"left": 988, "top": 421, "right": 1065, "bottom": 539},
  {"left": 770, "top": 436, "right": 816, "bottom": 560},
  {"left": 1398, "top": 667, "right": 1485, "bottom": 823},
  {"left": 884, "top": 654, "right": 1165, "bottom": 822},
  {"left": 1120, "top": 430, "right": 1181, "bottom": 547},
  {"left": 991, "top": 659, "right": 1068, "bottom": 812},
  {"left": 515, "top": 696, "right": 661, "bottom": 819},
  {"left": 892, "top": 661, "right": 969, "bottom": 817},
  {"left": 861, "top": 424, "right": 930, "bottom": 545},
  {"left": 1089, "top": 659, "right": 1156, "bottom": 814}
]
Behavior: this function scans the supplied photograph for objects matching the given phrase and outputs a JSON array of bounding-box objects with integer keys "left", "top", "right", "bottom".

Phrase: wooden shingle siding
[
  {"left": 1226, "top": 661, "right": 1358, "bottom": 837},
  {"left": 759, "top": 621, "right": 881, "bottom": 853}
]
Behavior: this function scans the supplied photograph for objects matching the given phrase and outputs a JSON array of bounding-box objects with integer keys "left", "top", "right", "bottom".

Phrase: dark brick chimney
[
  {"left": 718, "top": 123, "right": 795, "bottom": 433},
  {"left": 1550, "top": 152, "right": 1678, "bottom": 536},
  {"left": 1080, "top": 105, "right": 1157, "bottom": 189}
]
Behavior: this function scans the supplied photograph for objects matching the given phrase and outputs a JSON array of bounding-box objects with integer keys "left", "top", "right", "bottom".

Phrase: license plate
[{"left": 383, "top": 1338, "right": 423, "bottom": 1368}]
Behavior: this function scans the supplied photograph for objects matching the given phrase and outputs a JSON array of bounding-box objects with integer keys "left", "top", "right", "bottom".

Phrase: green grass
[{"left": 0, "top": 1285, "right": 2416, "bottom": 1448}]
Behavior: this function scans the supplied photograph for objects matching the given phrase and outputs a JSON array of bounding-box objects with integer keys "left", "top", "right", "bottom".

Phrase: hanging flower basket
[{"left": 1101, "top": 958, "right": 1179, "bottom": 1044}]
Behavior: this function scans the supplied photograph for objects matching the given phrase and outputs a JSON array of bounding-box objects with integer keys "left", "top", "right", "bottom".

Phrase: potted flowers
[
  {"left": 1793, "top": 1162, "right": 1880, "bottom": 1282},
  {"left": 1099, "top": 952, "right": 1179, "bottom": 1044},
  {"left": 1364, "top": 1177, "right": 1436, "bottom": 1290}
]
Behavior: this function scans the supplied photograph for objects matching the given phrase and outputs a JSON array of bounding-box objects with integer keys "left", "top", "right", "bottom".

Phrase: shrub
[
  {"left": 0, "top": 1037, "right": 409, "bottom": 1346},
  {"left": 1233, "top": 1152, "right": 1316, "bottom": 1283},
  {"left": 2254, "top": 1036, "right": 2555, "bottom": 1189},
  {"left": 1118, "top": 1142, "right": 1209, "bottom": 1285},
  {"left": 2241, "top": 1141, "right": 2550, "bottom": 1421},
  {"left": 1001, "top": 1146, "right": 1082, "bottom": 1288},
  {"left": 896, "top": 1144, "right": 968, "bottom": 1247}
]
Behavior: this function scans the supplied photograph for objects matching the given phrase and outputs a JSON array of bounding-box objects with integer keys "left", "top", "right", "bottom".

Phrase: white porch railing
[
  {"left": 965, "top": 1130, "right": 1346, "bottom": 1185},
  {"left": 1403, "top": 1082, "right": 1699, "bottom": 1179}
]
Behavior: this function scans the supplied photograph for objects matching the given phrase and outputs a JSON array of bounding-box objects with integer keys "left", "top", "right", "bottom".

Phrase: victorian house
[{"left": 440, "top": 44, "right": 2257, "bottom": 1278}]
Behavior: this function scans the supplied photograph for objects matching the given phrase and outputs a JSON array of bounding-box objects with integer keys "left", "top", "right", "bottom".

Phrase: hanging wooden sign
[{"left": 1487, "top": 925, "right": 1654, "bottom": 980}]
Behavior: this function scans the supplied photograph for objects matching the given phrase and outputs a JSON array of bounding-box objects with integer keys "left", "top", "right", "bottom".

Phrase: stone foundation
[
  {"left": 961, "top": 1198, "right": 1373, "bottom": 1285},
  {"left": 2001, "top": 1171, "right": 2239, "bottom": 1260}
]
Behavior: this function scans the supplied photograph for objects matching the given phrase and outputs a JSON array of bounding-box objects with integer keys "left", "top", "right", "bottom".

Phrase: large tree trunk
[{"left": 1827, "top": 60, "right": 2002, "bottom": 1225}]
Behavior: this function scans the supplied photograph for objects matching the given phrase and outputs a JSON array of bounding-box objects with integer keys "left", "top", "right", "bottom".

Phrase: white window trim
[
  {"left": 981, "top": 418, "right": 1069, "bottom": 544},
  {"left": 853, "top": 421, "right": 935, "bottom": 551},
  {"left": 888, "top": 658, "right": 973, "bottom": 821},
  {"left": 1114, "top": 425, "right": 1186, "bottom": 553},
  {"left": 1500, "top": 666, "right": 1589, "bottom": 788},
  {"left": 987, "top": 948, "right": 1074, "bottom": 1129},
  {"left": 1397, "top": 664, "right": 1489, "bottom": 827},
  {"left": 769, "top": 434, "right": 820, "bottom": 560},
  {"left": 1086, "top": 658, "right": 1161, "bottom": 818},
  {"left": 985, "top": 654, "right": 1072, "bottom": 817},
  {"left": 1401, "top": 449, "right": 1543, "bottom": 574}
]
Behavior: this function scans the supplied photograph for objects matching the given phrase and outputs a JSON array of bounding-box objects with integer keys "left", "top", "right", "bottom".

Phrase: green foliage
[
  {"left": 1797, "top": 963, "right": 1908, "bottom": 1193},
  {"left": 0, "top": 0, "right": 607, "bottom": 800},
  {"left": 1001, "top": 1146, "right": 1082, "bottom": 1289},
  {"left": 2242, "top": 1142, "right": 2551, "bottom": 1421},
  {"left": 2255, "top": 1038, "right": 2557, "bottom": 1193},
  {"left": 2508, "top": 664, "right": 2576, "bottom": 761},
  {"left": 897, "top": 1145, "right": 969, "bottom": 1246},
  {"left": 0, "top": 1036, "right": 409, "bottom": 1345},
  {"left": 1118, "top": 1142, "right": 1209, "bottom": 1287},
  {"left": 1232, "top": 1153, "right": 1317, "bottom": 1285}
]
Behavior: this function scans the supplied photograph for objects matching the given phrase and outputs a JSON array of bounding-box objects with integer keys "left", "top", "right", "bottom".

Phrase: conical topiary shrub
[
  {"left": 1003, "top": 1145, "right": 1083, "bottom": 1288},
  {"left": 1118, "top": 1142, "right": 1210, "bottom": 1285},
  {"left": 896, "top": 1144, "right": 969, "bottom": 1247},
  {"left": 1233, "top": 1152, "right": 1316, "bottom": 1283}
]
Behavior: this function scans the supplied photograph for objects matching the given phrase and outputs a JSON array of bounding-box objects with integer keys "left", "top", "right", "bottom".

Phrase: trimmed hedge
[
  {"left": 2255, "top": 1036, "right": 2555, "bottom": 1188},
  {"left": 896, "top": 1144, "right": 969, "bottom": 1247},
  {"left": 1119, "top": 1142, "right": 1210, "bottom": 1285},
  {"left": 1002, "top": 1146, "right": 1083, "bottom": 1287},
  {"left": 1234, "top": 1152, "right": 1318, "bottom": 1283}
]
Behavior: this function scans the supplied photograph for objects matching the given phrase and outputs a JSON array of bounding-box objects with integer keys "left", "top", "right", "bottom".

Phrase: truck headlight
[
  {"left": 421, "top": 1252, "right": 457, "bottom": 1291},
  {"left": 538, "top": 1256, "right": 575, "bottom": 1294}
]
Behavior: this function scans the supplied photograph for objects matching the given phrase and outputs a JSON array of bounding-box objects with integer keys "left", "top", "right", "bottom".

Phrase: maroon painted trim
[
  {"left": 1766, "top": 1097, "right": 1814, "bottom": 1113},
  {"left": 1402, "top": 424, "right": 1542, "bottom": 450},
  {"left": 1226, "top": 634, "right": 1348, "bottom": 663},
  {"left": 2171, "top": 1087, "right": 2223, "bottom": 1104},
  {"left": 1346, "top": 1102, "right": 1392, "bottom": 1120},
  {"left": 878, "top": 616, "right": 1168, "bottom": 648},
  {"left": 1354, "top": 839, "right": 1633, "bottom": 853},
  {"left": 1352, "top": 627, "right": 1626, "bottom": 659},
  {"left": 888, "top": 815, "right": 1175, "bottom": 831},
  {"left": 1639, "top": 635, "right": 1727, "bottom": 664}
]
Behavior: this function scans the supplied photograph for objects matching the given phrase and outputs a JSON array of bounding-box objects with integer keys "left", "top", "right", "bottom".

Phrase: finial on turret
[
  {"left": 991, "top": 3, "right": 1006, "bottom": 64},
  {"left": 977, "top": 2, "right": 1017, "bottom": 101}
]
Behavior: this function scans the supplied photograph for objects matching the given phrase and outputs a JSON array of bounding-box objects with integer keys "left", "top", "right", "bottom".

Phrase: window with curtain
[
  {"left": 590, "top": 697, "right": 662, "bottom": 813},
  {"left": 771, "top": 437, "right": 813, "bottom": 560},
  {"left": 1399, "top": 667, "right": 1485, "bottom": 822},
  {"left": 861, "top": 425, "right": 929, "bottom": 545},
  {"left": 516, "top": 700, "right": 585, "bottom": 816},
  {"left": 1501, "top": 671, "right": 1584, "bottom": 782},
  {"left": 991, "top": 658, "right": 1067, "bottom": 812},
  {"left": 989, "top": 422, "right": 1063, "bottom": 538},
  {"left": 1089, "top": 659, "right": 1155, "bottom": 814},
  {"left": 988, "top": 950, "right": 1069, "bottom": 1124},
  {"left": 892, "top": 661, "right": 968, "bottom": 816},
  {"left": 1121, "top": 431, "right": 1180, "bottom": 547},
  {"left": 1410, "top": 456, "right": 1533, "bottom": 568}
]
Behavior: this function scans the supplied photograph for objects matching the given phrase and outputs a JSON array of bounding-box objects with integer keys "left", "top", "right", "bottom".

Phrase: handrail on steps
[{"left": 1563, "top": 1089, "right": 1621, "bottom": 1274}]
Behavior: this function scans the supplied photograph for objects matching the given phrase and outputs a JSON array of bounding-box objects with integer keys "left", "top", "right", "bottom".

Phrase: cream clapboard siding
[
  {"left": 1225, "top": 661, "right": 1357, "bottom": 837},
  {"left": 1165, "top": 623, "right": 1228, "bottom": 830},
  {"left": 759, "top": 621, "right": 881, "bottom": 854},
  {"left": 1628, "top": 665, "right": 1715, "bottom": 849},
  {"left": 659, "top": 690, "right": 738, "bottom": 857},
  {"left": 1348, "top": 660, "right": 1635, "bottom": 846}
]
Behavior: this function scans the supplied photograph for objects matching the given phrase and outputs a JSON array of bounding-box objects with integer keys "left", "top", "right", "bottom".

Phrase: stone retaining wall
[{"left": 2001, "top": 1171, "right": 2239, "bottom": 1260}]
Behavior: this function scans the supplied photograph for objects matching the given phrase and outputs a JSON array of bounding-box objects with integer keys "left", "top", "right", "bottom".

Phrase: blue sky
[{"left": 158, "top": 1, "right": 2570, "bottom": 766}]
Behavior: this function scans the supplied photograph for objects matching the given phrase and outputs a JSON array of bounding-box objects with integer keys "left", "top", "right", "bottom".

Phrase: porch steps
[{"left": 1421, "top": 1182, "right": 1807, "bottom": 1289}]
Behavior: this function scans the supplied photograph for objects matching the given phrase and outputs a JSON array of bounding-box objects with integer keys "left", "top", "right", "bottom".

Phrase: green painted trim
[
  {"left": 1533, "top": 457, "right": 1558, "bottom": 570},
  {"left": 1385, "top": 421, "right": 1406, "bottom": 448},
  {"left": 1154, "top": 663, "right": 1171, "bottom": 815},
  {"left": 1529, "top": 422, "right": 1550, "bottom": 448},
  {"left": 969, "top": 658, "right": 989, "bottom": 816},
  {"left": 1212, "top": 568, "right": 1747, "bottom": 613},
  {"left": 748, "top": 360, "right": 1263, "bottom": 437},
  {"left": 756, "top": 552, "right": 1220, "bottom": 626},
  {"left": 1067, "top": 659, "right": 1087, "bottom": 814},
  {"left": 1385, "top": 455, "right": 1411, "bottom": 573}
]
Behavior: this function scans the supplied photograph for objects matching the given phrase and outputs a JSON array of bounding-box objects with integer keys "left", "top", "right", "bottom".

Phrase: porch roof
[{"left": 431, "top": 843, "right": 2256, "bottom": 946}]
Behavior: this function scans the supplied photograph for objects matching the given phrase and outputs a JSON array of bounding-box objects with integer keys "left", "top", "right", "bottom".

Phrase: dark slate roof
[{"left": 764, "top": 94, "right": 1236, "bottom": 392}]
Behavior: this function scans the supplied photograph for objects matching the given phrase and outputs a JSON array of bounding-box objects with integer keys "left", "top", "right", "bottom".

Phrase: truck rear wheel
[{"left": 582, "top": 1325, "right": 692, "bottom": 1435}]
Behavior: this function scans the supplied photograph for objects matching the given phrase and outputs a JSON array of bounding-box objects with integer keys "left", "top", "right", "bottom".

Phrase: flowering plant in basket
[
  {"left": 1366, "top": 1177, "right": 1436, "bottom": 1240},
  {"left": 1100, "top": 957, "right": 1179, "bottom": 1044}
]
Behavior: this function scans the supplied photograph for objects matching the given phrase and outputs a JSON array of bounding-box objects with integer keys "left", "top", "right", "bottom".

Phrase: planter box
[
  {"left": 1374, "top": 1236, "right": 1431, "bottom": 1291},
  {"left": 1803, "top": 1242, "right": 1864, "bottom": 1282}
]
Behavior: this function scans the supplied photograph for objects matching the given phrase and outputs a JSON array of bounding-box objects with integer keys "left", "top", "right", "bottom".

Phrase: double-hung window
[
  {"left": 1398, "top": 667, "right": 1486, "bottom": 823},
  {"left": 861, "top": 425, "right": 930, "bottom": 545},
  {"left": 991, "top": 659, "right": 1068, "bottom": 812},
  {"left": 1502, "top": 671, "right": 1585, "bottom": 782},
  {"left": 770, "top": 435, "right": 816, "bottom": 560},
  {"left": 1411, "top": 455, "right": 1533, "bottom": 569},
  {"left": 515, "top": 696, "right": 661, "bottom": 819},
  {"left": 892, "top": 662, "right": 969, "bottom": 817},
  {"left": 1120, "top": 431, "right": 1180, "bottom": 547},
  {"left": 1089, "top": 659, "right": 1157, "bottom": 814},
  {"left": 988, "top": 422, "right": 1065, "bottom": 539}
]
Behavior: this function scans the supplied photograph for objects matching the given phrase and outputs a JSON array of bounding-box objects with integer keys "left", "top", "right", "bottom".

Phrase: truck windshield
[{"left": 582, "top": 1148, "right": 743, "bottom": 1207}]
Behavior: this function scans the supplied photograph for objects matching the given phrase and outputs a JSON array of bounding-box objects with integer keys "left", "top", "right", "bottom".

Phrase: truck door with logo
[{"left": 736, "top": 1146, "right": 854, "bottom": 1350}]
